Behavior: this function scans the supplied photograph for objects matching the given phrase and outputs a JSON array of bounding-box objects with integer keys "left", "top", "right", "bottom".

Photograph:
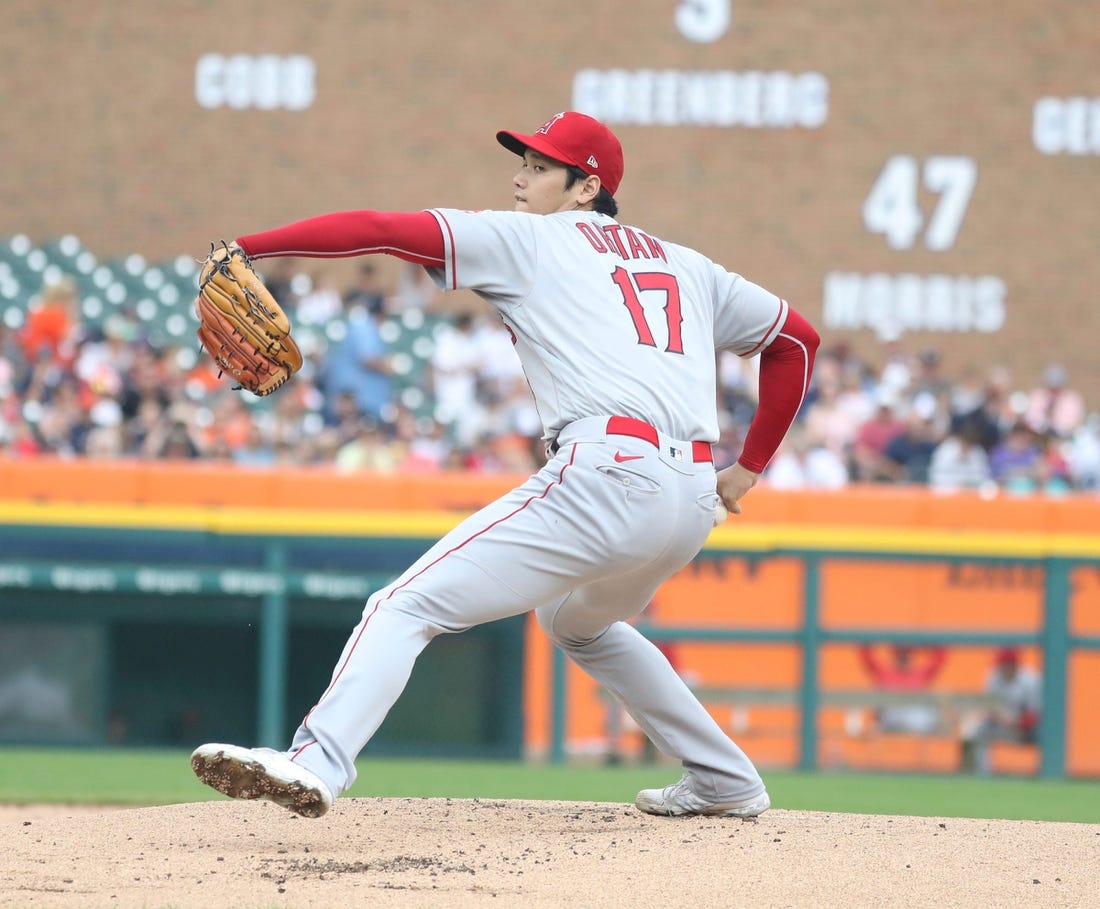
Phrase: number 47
[{"left": 862, "top": 155, "right": 977, "bottom": 251}]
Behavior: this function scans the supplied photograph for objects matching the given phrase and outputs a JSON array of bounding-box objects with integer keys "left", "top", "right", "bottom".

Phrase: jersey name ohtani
[{"left": 576, "top": 222, "right": 667, "bottom": 262}]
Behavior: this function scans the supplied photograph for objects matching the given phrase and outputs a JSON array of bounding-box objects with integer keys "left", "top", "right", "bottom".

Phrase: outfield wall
[{"left": 2, "top": 458, "right": 1098, "bottom": 777}]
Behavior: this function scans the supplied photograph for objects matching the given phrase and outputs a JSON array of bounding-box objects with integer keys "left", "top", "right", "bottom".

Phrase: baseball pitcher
[{"left": 192, "top": 111, "right": 820, "bottom": 819}]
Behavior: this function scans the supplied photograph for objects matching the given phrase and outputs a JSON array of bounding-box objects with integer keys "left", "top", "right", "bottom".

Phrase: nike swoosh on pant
[{"left": 613, "top": 452, "right": 644, "bottom": 462}]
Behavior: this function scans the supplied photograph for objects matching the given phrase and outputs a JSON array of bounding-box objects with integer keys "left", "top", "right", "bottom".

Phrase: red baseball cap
[{"left": 497, "top": 111, "right": 624, "bottom": 195}]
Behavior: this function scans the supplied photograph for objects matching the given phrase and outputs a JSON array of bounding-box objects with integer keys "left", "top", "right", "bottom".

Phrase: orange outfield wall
[
  {"left": 4, "top": 457, "right": 1100, "bottom": 531},
  {"left": 2, "top": 457, "right": 1099, "bottom": 776}
]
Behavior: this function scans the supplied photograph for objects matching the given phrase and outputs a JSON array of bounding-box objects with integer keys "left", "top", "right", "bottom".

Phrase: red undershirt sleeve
[
  {"left": 235, "top": 210, "right": 446, "bottom": 268},
  {"left": 737, "top": 306, "right": 820, "bottom": 474}
]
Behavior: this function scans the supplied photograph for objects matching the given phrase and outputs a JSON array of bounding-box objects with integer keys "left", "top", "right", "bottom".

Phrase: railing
[{"left": 548, "top": 527, "right": 1100, "bottom": 779}]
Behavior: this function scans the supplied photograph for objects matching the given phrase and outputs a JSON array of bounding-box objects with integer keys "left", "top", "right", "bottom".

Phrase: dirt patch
[{"left": 3, "top": 799, "right": 1097, "bottom": 908}]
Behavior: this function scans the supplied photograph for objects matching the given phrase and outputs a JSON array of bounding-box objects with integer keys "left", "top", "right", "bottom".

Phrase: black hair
[{"left": 565, "top": 165, "right": 618, "bottom": 217}]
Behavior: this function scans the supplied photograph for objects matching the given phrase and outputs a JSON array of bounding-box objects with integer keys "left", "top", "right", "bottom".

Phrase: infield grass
[{"left": 2, "top": 747, "right": 1098, "bottom": 823}]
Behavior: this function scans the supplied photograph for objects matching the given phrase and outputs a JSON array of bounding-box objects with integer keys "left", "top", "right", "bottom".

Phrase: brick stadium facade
[{"left": 2, "top": 0, "right": 1097, "bottom": 385}]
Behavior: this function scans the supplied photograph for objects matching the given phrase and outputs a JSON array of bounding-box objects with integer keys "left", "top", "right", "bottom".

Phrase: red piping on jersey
[
  {"left": 291, "top": 444, "right": 581, "bottom": 762},
  {"left": 741, "top": 299, "right": 787, "bottom": 358},
  {"left": 429, "top": 210, "right": 460, "bottom": 290}
]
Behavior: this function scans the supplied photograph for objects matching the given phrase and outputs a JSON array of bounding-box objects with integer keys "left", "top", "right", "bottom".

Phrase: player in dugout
[{"left": 191, "top": 110, "right": 819, "bottom": 819}]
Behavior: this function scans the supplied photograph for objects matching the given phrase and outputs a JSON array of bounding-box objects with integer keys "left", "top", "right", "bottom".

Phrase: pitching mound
[{"left": 3, "top": 799, "right": 1096, "bottom": 907}]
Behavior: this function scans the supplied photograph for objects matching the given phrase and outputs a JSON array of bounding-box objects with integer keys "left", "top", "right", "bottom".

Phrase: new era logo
[{"left": 587, "top": 155, "right": 599, "bottom": 168}]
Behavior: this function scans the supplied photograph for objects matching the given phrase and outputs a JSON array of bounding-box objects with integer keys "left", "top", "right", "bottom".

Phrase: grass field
[{"left": 3, "top": 747, "right": 1099, "bottom": 823}]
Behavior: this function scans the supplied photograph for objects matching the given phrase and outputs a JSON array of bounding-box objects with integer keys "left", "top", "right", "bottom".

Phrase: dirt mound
[{"left": 3, "top": 799, "right": 1096, "bottom": 907}]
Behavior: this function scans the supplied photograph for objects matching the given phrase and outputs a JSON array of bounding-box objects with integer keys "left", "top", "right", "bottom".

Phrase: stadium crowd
[{"left": 1, "top": 265, "right": 1098, "bottom": 494}]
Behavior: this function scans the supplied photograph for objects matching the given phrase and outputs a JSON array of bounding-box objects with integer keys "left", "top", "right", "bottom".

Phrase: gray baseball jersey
[{"left": 425, "top": 207, "right": 788, "bottom": 444}]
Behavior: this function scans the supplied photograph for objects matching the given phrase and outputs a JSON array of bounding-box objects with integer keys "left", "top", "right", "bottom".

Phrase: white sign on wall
[
  {"left": 573, "top": 69, "right": 828, "bottom": 128},
  {"left": 1033, "top": 97, "right": 1100, "bottom": 155},
  {"left": 862, "top": 155, "right": 977, "bottom": 251},
  {"left": 195, "top": 54, "right": 316, "bottom": 110},
  {"left": 825, "top": 153, "right": 1007, "bottom": 337},
  {"left": 675, "top": 0, "right": 732, "bottom": 44}
]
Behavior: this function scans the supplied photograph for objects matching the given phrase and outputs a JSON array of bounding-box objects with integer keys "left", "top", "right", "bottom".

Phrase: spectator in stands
[
  {"left": 960, "top": 647, "right": 1041, "bottom": 774},
  {"left": 391, "top": 405, "right": 448, "bottom": 473},
  {"left": 717, "top": 349, "right": 760, "bottom": 430},
  {"left": 295, "top": 272, "right": 344, "bottom": 326},
  {"left": 342, "top": 262, "right": 389, "bottom": 316},
  {"left": 988, "top": 421, "right": 1042, "bottom": 492},
  {"left": 874, "top": 328, "right": 917, "bottom": 399},
  {"left": 763, "top": 425, "right": 849, "bottom": 489},
  {"left": 321, "top": 293, "right": 394, "bottom": 424},
  {"left": 949, "top": 365, "right": 1014, "bottom": 453},
  {"left": 121, "top": 344, "right": 173, "bottom": 412},
  {"left": 710, "top": 414, "right": 747, "bottom": 475},
  {"left": 391, "top": 261, "right": 445, "bottom": 313},
  {"left": 801, "top": 359, "right": 864, "bottom": 464},
  {"left": 84, "top": 423, "right": 125, "bottom": 459},
  {"left": 1024, "top": 364, "right": 1086, "bottom": 440},
  {"left": 984, "top": 420, "right": 1071, "bottom": 497},
  {"left": 472, "top": 313, "right": 543, "bottom": 459},
  {"left": 257, "top": 258, "right": 299, "bottom": 312},
  {"left": 143, "top": 408, "right": 204, "bottom": 459},
  {"left": 851, "top": 388, "right": 907, "bottom": 482},
  {"left": 0, "top": 332, "right": 20, "bottom": 450},
  {"left": 203, "top": 393, "right": 252, "bottom": 457},
  {"left": 31, "top": 374, "right": 90, "bottom": 456},
  {"left": 324, "top": 390, "right": 368, "bottom": 446},
  {"left": 928, "top": 418, "right": 992, "bottom": 492},
  {"left": 19, "top": 275, "right": 81, "bottom": 367},
  {"left": 910, "top": 347, "right": 952, "bottom": 414},
  {"left": 1, "top": 415, "right": 42, "bottom": 457},
  {"left": 1066, "top": 413, "right": 1100, "bottom": 490},
  {"left": 946, "top": 364, "right": 987, "bottom": 428},
  {"left": 881, "top": 396, "right": 943, "bottom": 484},
  {"left": 430, "top": 311, "right": 485, "bottom": 447},
  {"left": 231, "top": 423, "right": 277, "bottom": 467},
  {"left": 473, "top": 313, "right": 523, "bottom": 400},
  {"left": 1034, "top": 430, "right": 1073, "bottom": 495},
  {"left": 267, "top": 384, "right": 322, "bottom": 458},
  {"left": 858, "top": 643, "right": 948, "bottom": 734},
  {"left": 334, "top": 417, "right": 402, "bottom": 473}
]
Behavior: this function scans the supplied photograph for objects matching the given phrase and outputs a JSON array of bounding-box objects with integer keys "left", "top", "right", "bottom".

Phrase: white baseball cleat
[
  {"left": 635, "top": 776, "right": 771, "bottom": 818},
  {"left": 190, "top": 742, "right": 334, "bottom": 818}
]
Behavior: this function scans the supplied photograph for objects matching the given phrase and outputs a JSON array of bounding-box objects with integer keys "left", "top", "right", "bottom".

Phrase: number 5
[{"left": 675, "top": 0, "right": 732, "bottom": 44}]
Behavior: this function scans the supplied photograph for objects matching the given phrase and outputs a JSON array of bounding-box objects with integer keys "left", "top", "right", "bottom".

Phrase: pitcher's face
[{"left": 511, "top": 150, "right": 586, "bottom": 215}]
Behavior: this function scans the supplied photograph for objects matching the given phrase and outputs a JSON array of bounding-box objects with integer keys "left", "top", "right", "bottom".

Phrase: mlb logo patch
[{"left": 668, "top": 446, "right": 685, "bottom": 461}]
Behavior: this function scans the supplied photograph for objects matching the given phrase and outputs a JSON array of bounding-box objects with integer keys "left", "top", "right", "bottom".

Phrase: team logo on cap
[{"left": 536, "top": 112, "right": 566, "bottom": 135}]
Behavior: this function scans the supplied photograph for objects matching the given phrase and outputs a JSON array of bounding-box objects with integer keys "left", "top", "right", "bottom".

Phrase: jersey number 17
[{"left": 612, "top": 266, "right": 685, "bottom": 355}]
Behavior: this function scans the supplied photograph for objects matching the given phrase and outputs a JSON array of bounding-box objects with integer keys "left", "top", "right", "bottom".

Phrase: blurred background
[{"left": 0, "top": 1, "right": 1097, "bottom": 780}]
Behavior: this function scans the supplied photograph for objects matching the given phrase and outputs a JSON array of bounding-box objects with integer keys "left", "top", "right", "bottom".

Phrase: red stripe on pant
[{"left": 290, "top": 443, "right": 580, "bottom": 763}]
